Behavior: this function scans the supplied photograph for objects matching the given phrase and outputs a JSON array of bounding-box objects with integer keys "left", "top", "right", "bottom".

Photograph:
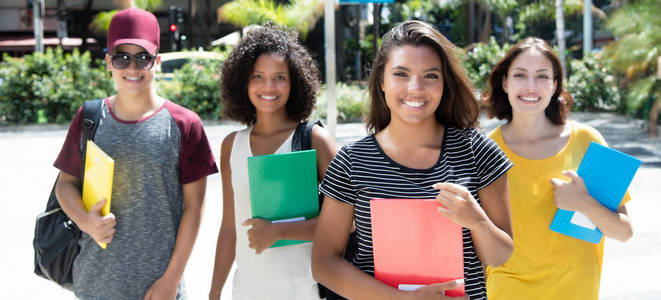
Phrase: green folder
[{"left": 247, "top": 149, "right": 319, "bottom": 248}]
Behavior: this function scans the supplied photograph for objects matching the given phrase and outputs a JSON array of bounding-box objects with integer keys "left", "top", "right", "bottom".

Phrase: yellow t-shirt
[{"left": 485, "top": 121, "right": 630, "bottom": 300}]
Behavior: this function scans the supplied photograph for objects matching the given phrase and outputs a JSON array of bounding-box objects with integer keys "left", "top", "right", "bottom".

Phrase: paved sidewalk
[{"left": 1, "top": 112, "right": 659, "bottom": 299}]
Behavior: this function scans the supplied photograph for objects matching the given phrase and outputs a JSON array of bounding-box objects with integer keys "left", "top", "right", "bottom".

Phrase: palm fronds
[
  {"left": 218, "top": 0, "right": 323, "bottom": 40},
  {"left": 89, "top": 0, "right": 162, "bottom": 36}
]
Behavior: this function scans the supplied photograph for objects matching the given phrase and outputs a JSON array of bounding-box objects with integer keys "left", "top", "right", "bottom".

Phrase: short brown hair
[
  {"left": 365, "top": 20, "right": 479, "bottom": 133},
  {"left": 483, "top": 37, "right": 572, "bottom": 124}
]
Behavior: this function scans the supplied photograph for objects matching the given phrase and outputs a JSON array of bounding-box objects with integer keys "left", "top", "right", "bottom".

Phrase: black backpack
[
  {"left": 291, "top": 119, "right": 322, "bottom": 153},
  {"left": 33, "top": 99, "right": 104, "bottom": 289},
  {"left": 292, "top": 120, "right": 357, "bottom": 300}
]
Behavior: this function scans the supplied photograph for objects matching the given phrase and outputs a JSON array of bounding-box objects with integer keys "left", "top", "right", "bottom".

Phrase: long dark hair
[{"left": 365, "top": 20, "right": 479, "bottom": 133}]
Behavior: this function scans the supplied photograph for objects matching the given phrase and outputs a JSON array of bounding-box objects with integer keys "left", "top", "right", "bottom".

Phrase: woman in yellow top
[{"left": 482, "top": 37, "right": 634, "bottom": 300}]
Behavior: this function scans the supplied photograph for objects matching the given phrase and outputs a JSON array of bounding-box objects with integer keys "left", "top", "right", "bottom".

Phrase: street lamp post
[
  {"left": 324, "top": 0, "right": 337, "bottom": 137},
  {"left": 33, "top": 0, "right": 44, "bottom": 53},
  {"left": 584, "top": 0, "right": 592, "bottom": 55},
  {"left": 56, "top": 0, "right": 68, "bottom": 43},
  {"left": 556, "top": 0, "right": 567, "bottom": 80}
]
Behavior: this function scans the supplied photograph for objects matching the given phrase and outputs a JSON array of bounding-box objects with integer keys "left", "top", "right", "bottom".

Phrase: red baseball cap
[{"left": 107, "top": 8, "right": 160, "bottom": 54}]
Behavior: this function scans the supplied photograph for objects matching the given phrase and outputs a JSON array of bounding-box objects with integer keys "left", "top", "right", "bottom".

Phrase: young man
[{"left": 54, "top": 8, "right": 218, "bottom": 299}]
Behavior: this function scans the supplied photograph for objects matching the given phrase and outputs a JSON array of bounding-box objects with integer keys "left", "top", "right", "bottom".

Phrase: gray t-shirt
[{"left": 54, "top": 98, "right": 218, "bottom": 299}]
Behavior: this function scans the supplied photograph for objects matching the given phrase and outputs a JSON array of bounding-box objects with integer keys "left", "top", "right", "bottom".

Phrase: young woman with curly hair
[
  {"left": 311, "top": 20, "right": 514, "bottom": 299},
  {"left": 483, "top": 37, "right": 634, "bottom": 300},
  {"left": 208, "top": 24, "right": 337, "bottom": 299}
]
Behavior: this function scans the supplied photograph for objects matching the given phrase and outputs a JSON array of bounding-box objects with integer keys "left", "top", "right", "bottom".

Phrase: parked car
[{"left": 156, "top": 50, "right": 225, "bottom": 80}]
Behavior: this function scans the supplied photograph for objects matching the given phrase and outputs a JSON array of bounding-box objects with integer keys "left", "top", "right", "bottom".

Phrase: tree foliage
[
  {"left": 604, "top": 0, "right": 661, "bottom": 135},
  {"left": 157, "top": 57, "right": 224, "bottom": 120},
  {"left": 463, "top": 36, "right": 512, "bottom": 93},
  {"left": 604, "top": 0, "right": 660, "bottom": 82},
  {"left": 0, "top": 48, "right": 114, "bottom": 123},
  {"left": 515, "top": 0, "right": 605, "bottom": 42},
  {"left": 89, "top": 0, "right": 162, "bottom": 35},
  {"left": 567, "top": 53, "right": 621, "bottom": 112},
  {"left": 218, "top": 0, "right": 324, "bottom": 40}
]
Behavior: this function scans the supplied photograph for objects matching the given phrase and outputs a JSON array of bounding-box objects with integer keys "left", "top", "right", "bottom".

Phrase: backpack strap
[
  {"left": 292, "top": 119, "right": 327, "bottom": 300},
  {"left": 45, "top": 99, "right": 103, "bottom": 211},
  {"left": 79, "top": 99, "right": 104, "bottom": 178},
  {"left": 292, "top": 119, "right": 323, "bottom": 151},
  {"left": 302, "top": 120, "right": 322, "bottom": 151}
]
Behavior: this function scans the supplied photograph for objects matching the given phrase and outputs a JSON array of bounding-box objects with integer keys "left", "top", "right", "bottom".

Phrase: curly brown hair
[
  {"left": 220, "top": 23, "right": 320, "bottom": 125},
  {"left": 366, "top": 20, "right": 479, "bottom": 134},
  {"left": 483, "top": 37, "right": 572, "bottom": 124}
]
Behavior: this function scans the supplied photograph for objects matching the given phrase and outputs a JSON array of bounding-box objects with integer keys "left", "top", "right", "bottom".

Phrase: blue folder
[{"left": 549, "top": 141, "right": 641, "bottom": 243}]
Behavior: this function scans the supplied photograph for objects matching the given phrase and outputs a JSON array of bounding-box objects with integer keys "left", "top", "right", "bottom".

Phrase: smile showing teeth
[
  {"left": 260, "top": 95, "right": 277, "bottom": 100},
  {"left": 520, "top": 96, "right": 539, "bottom": 102},
  {"left": 125, "top": 76, "right": 142, "bottom": 81},
  {"left": 403, "top": 100, "right": 424, "bottom": 107}
]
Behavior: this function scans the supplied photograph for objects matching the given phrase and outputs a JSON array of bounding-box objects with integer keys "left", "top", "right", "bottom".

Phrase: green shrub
[
  {"left": 462, "top": 36, "right": 512, "bottom": 93},
  {"left": 622, "top": 76, "right": 661, "bottom": 120},
  {"left": 313, "top": 82, "right": 368, "bottom": 123},
  {"left": 157, "top": 58, "right": 223, "bottom": 120},
  {"left": 0, "top": 47, "right": 114, "bottom": 123},
  {"left": 567, "top": 53, "right": 622, "bottom": 112}
]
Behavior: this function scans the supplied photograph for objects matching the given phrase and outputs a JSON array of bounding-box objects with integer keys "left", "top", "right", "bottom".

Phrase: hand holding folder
[
  {"left": 549, "top": 142, "right": 641, "bottom": 243},
  {"left": 370, "top": 199, "right": 465, "bottom": 296},
  {"left": 247, "top": 150, "right": 319, "bottom": 248},
  {"left": 81, "top": 141, "right": 115, "bottom": 249}
]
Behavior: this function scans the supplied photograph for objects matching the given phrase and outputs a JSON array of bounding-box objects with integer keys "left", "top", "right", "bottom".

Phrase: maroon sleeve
[
  {"left": 53, "top": 106, "right": 84, "bottom": 178},
  {"left": 166, "top": 101, "right": 219, "bottom": 184}
]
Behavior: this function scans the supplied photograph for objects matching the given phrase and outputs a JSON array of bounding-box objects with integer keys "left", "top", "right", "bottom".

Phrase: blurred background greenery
[{"left": 1, "top": 0, "right": 659, "bottom": 136}]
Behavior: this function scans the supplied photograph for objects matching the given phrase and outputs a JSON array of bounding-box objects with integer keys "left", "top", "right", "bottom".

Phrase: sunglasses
[{"left": 110, "top": 52, "right": 156, "bottom": 70}]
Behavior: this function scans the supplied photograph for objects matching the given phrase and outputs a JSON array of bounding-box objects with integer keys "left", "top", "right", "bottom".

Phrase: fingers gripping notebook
[
  {"left": 549, "top": 142, "right": 641, "bottom": 243},
  {"left": 247, "top": 150, "right": 319, "bottom": 248},
  {"left": 81, "top": 141, "right": 115, "bottom": 249}
]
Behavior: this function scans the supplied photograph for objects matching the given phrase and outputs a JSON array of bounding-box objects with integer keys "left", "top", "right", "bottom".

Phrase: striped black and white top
[{"left": 319, "top": 127, "right": 513, "bottom": 299}]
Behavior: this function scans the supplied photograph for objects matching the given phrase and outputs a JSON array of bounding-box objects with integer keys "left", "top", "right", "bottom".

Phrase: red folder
[{"left": 370, "top": 199, "right": 464, "bottom": 296}]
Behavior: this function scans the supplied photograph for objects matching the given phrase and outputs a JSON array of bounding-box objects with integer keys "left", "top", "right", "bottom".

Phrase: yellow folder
[{"left": 81, "top": 140, "right": 115, "bottom": 249}]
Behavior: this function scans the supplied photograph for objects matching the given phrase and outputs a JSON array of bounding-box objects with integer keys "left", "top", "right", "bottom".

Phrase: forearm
[
  {"left": 580, "top": 200, "right": 633, "bottom": 242},
  {"left": 162, "top": 204, "right": 203, "bottom": 283},
  {"left": 312, "top": 252, "right": 405, "bottom": 300},
  {"left": 209, "top": 229, "right": 236, "bottom": 298},
  {"left": 445, "top": 176, "right": 513, "bottom": 267},
  {"left": 312, "top": 198, "right": 406, "bottom": 300},
  {"left": 470, "top": 220, "right": 513, "bottom": 267},
  {"left": 273, "top": 217, "right": 317, "bottom": 241},
  {"left": 55, "top": 173, "right": 91, "bottom": 229},
  {"left": 552, "top": 171, "right": 633, "bottom": 242}
]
